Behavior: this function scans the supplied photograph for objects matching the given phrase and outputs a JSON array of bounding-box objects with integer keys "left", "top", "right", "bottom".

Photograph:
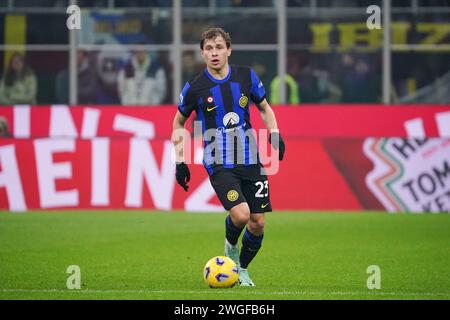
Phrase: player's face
[{"left": 201, "top": 36, "right": 231, "bottom": 72}]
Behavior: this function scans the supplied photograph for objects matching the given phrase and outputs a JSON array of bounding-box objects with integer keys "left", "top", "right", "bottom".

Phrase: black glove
[
  {"left": 176, "top": 162, "right": 190, "bottom": 191},
  {"left": 269, "top": 131, "right": 285, "bottom": 161}
]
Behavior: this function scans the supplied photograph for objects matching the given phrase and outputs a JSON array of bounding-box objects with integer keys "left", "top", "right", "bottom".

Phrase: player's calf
[{"left": 239, "top": 228, "right": 263, "bottom": 270}]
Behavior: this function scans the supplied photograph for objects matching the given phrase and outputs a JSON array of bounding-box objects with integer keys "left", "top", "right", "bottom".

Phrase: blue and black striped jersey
[{"left": 178, "top": 65, "right": 266, "bottom": 175}]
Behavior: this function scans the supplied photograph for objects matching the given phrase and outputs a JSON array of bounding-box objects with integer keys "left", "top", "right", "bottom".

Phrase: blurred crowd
[
  {"left": 2, "top": 48, "right": 449, "bottom": 105},
  {"left": 0, "top": 49, "right": 379, "bottom": 106},
  {"left": 268, "top": 51, "right": 382, "bottom": 104},
  {"left": 0, "top": 49, "right": 169, "bottom": 106},
  {"left": 54, "top": 48, "right": 168, "bottom": 105},
  {"left": 0, "top": 0, "right": 448, "bottom": 105},
  {"left": 0, "top": 52, "right": 37, "bottom": 105}
]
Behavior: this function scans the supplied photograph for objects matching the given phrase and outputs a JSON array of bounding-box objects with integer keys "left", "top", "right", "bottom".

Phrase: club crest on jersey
[
  {"left": 223, "top": 112, "right": 240, "bottom": 127},
  {"left": 239, "top": 95, "right": 248, "bottom": 108},
  {"left": 227, "top": 190, "right": 239, "bottom": 201},
  {"left": 206, "top": 96, "right": 214, "bottom": 104}
]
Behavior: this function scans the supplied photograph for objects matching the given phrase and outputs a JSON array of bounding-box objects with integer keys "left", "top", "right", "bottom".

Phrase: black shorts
[{"left": 209, "top": 164, "right": 272, "bottom": 213}]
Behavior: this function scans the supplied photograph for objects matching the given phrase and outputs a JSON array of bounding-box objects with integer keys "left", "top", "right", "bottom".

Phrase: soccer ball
[{"left": 203, "top": 256, "right": 239, "bottom": 288}]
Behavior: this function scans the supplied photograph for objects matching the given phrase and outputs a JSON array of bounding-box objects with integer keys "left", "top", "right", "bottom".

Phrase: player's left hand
[
  {"left": 269, "top": 131, "right": 285, "bottom": 161},
  {"left": 176, "top": 162, "right": 190, "bottom": 191}
]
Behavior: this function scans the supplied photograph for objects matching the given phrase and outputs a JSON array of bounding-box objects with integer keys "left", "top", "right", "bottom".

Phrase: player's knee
[
  {"left": 233, "top": 212, "right": 250, "bottom": 227},
  {"left": 248, "top": 218, "right": 265, "bottom": 235},
  {"left": 230, "top": 204, "right": 250, "bottom": 227}
]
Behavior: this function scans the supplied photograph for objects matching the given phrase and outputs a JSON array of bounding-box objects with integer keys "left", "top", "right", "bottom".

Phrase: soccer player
[{"left": 171, "top": 27, "right": 285, "bottom": 287}]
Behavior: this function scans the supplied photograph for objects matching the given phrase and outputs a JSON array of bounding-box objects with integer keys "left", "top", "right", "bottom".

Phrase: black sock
[
  {"left": 225, "top": 215, "right": 244, "bottom": 246},
  {"left": 239, "top": 228, "right": 264, "bottom": 269}
]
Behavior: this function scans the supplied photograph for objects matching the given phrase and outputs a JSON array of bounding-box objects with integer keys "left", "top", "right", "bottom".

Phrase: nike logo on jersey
[
  {"left": 207, "top": 105, "right": 219, "bottom": 112},
  {"left": 261, "top": 203, "right": 270, "bottom": 209}
]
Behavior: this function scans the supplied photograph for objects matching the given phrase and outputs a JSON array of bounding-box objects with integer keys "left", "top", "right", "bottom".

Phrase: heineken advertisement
[{"left": 0, "top": 105, "right": 449, "bottom": 213}]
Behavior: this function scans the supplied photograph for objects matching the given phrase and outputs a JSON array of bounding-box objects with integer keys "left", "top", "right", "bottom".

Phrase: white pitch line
[{"left": 1, "top": 289, "right": 449, "bottom": 297}]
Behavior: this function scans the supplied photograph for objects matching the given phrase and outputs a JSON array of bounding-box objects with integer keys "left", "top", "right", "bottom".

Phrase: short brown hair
[{"left": 200, "top": 27, "right": 231, "bottom": 50}]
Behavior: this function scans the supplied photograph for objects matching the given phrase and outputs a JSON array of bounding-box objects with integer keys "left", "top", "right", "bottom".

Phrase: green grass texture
[{"left": 0, "top": 210, "right": 449, "bottom": 300}]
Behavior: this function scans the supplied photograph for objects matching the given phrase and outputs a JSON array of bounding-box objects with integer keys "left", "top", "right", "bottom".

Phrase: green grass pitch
[{"left": 0, "top": 210, "right": 449, "bottom": 300}]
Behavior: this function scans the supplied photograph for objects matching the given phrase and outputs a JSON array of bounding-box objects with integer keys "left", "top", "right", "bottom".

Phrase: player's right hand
[{"left": 176, "top": 162, "right": 190, "bottom": 191}]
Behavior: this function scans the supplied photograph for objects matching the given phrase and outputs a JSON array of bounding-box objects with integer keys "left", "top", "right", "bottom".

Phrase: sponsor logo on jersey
[
  {"left": 216, "top": 123, "right": 246, "bottom": 135},
  {"left": 239, "top": 95, "right": 248, "bottom": 108},
  {"left": 207, "top": 105, "right": 219, "bottom": 112},
  {"left": 223, "top": 112, "right": 240, "bottom": 127}
]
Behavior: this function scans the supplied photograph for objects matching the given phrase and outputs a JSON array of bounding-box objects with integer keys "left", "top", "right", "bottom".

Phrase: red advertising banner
[
  {"left": 0, "top": 105, "right": 449, "bottom": 212},
  {"left": 0, "top": 104, "right": 449, "bottom": 138},
  {"left": 1, "top": 137, "right": 449, "bottom": 212},
  {"left": 0, "top": 138, "right": 362, "bottom": 211}
]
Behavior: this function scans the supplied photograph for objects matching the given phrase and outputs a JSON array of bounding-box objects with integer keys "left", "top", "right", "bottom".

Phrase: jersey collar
[{"left": 204, "top": 65, "right": 231, "bottom": 84}]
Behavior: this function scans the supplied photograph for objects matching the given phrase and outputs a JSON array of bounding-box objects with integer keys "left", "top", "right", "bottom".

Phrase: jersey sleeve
[
  {"left": 249, "top": 68, "right": 266, "bottom": 104},
  {"left": 178, "top": 82, "right": 196, "bottom": 118}
]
